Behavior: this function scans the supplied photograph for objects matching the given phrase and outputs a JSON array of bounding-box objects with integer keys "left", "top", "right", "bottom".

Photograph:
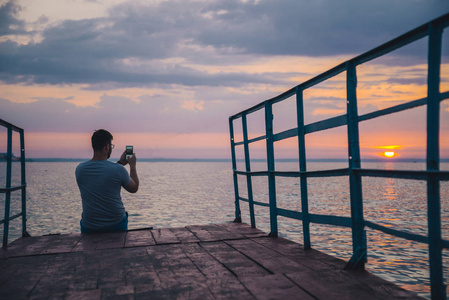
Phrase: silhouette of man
[{"left": 76, "top": 129, "right": 139, "bottom": 233}]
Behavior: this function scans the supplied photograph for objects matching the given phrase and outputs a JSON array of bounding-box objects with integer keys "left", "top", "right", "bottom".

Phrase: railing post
[
  {"left": 3, "top": 125, "right": 13, "bottom": 248},
  {"left": 20, "top": 129, "right": 29, "bottom": 237},
  {"left": 345, "top": 61, "right": 367, "bottom": 269},
  {"left": 242, "top": 114, "right": 256, "bottom": 228},
  {"left": 229, "top": 118, "right": 242, "bottom": 223},
  {"left": 265, "top": 101, "right": 278, "bottom": 237},
  {"left": 296, "top": 87, "right": 311, "bottom": 249},
  {"left": 426, "top": 20, "right": 445, "bottom": 300}
]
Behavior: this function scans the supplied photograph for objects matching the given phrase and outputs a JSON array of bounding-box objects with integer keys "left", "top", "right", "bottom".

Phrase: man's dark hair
[{"left": 91, "top": 129, "right": 113, "bottom": 152}]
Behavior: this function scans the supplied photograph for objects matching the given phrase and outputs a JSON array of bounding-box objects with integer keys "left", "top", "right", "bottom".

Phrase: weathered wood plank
[
  {"left": 185, "top": 225, "right": 217, "bottom": 242},
  {"left": 1, "top": 235, "right": 60, "bottom": 257},
  {"left": 252, "top": 236, "right": 347, "bottom": 270},
  {"left": 285, "top": 269, "right": 380, "bottom": 300},
  {"left": 225, "top": 238, "right": 309, "bottom": 274},
  {"left": 240, "top": 273, "right": 315, "bottom": 300},
  {"left": 201, "top": 241, "right": 272, "bottom": 278},
  {"left": 204, "top": 276, "right": 255, "bottom": 299},
  {"left": 171, "top": 227, "right": 200, "bottom": 243},
  {"left": 220, "top": 222, "right": 267, "bottom": 238},
  {"left": 150, "top": 242, "right": 255, "bottom": 299},
  {"left": 346, "top": 269, "right": 424, "bottom": 300},
  {"left": 95, "top": 232, "right": 126, "bottom": 250},
  {"left": 152, "top": 228, "right": 180, "bottom": 245},
  {"left": 180, "top": 243, "right": 234, "bottom": 279},
  {"left": 40, "top": 234, "right": 82, "bottom": 254},
  {"left": 203, "top": 224, "right": 246, "bottom": 240},
  {"left": 124, "top": 230, "right": 156, "bottom": 247}
]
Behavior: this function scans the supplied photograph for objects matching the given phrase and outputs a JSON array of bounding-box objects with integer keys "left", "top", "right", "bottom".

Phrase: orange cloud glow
[{"left": 375, "top": 145, "right": 402, "bottom": 150}]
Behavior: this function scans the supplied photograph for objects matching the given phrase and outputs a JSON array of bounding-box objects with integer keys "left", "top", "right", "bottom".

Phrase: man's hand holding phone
[
  {"left": 121, "top": 146, "right": 139, "bottom": 193},
  {"left": 125, "top": 145, "right": 136, "bottom": 167}
]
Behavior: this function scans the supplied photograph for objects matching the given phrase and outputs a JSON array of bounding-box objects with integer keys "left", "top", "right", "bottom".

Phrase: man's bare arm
[{"left": 124, "top": 154, "right": 139, "bottom": 193}]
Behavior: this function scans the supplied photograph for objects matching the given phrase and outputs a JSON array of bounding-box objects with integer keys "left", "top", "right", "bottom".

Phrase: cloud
[
  {"left": 0, "top": 0, "right": 447, "bottom": 89},
  {"left": 196, "top": 0, "right": 449, "bottom": 56},
  {"left": 0, "top": 84, "right": 270, "bottom": 134},
  {"left": 0, "top": 1, "right": 26, "bottom": 36}
]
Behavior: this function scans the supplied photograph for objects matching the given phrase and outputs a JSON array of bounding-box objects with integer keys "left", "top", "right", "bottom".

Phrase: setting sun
[{"left": 383, "top": 151, "right": 396, "bottom": 158}]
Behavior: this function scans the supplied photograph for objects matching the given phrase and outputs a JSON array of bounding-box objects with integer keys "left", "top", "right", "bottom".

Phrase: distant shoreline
[{"left": 3, "top": 158, "right": 449, "bottom": 163}]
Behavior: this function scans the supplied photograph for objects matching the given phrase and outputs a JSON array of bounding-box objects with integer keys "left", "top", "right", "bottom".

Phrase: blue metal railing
[
  {"left": 0, "top": 119, "right": 29, "bottom": 247},
  {"left": 229, "top": 13, "right": 449, "bottom": 300}
]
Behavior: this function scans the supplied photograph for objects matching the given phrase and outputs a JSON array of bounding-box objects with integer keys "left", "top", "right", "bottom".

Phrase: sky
[{"left": 0, "top": 0, "right": 449, "bottom": 160}]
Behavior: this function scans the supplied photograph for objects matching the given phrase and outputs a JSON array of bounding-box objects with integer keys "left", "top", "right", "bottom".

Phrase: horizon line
[{"left": 12, "top": 157, "right": 449, "bottom": 163}]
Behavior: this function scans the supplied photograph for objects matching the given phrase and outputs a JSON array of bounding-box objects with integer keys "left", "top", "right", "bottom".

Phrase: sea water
[{"left": 0, "top": 161, "right": 448, "bottom": 299}]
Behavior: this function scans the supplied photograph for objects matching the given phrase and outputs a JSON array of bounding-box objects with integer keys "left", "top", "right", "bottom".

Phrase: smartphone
[{"left": 125, "top": 145, "right": 133, "bottom": 160}]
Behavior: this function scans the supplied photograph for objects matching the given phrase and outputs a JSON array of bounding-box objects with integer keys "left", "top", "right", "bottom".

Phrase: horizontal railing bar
[
  {"left": 273, "top": 128, "right": 297, "bottom": 142},
  {"left": 350, "top": 24, "right": 428, "bottom": 67},
  {"left": 278, "top": 208, "right": 302, "bottom": 220},
  {"left": 239, "top": 197, "right": 270, "bottom": 207},
  {"left": 359, "top": 97, "right": 427, "bottom": 123},
  {"left": 0, "top": 185, "right": 26, "bottom": 193},
  {"left": 365, "top": 221, "right": 429, "bottom": 244},
  {"left": 274, "top": 169, "right": 349, "bottom": 178},
  {"left": 272, "top": 171, "right": 301, "bottom": 178},
  {"left": 271, "top": 63, "right": 347, "bottom": 106},
  {"left": 236, "top": 168, "right": 449, "bottom": 180},
  {"left": 276, "top": 91, "right": 449, "bottom": 139},
  {"left": 239, "top": 196, "right": 249, "bottom": 202},
  {"left": 0, "top": 119, "right": 23, "bottom": 132},
  {"left": 251, "top": 204, "right": 449, "bottom": 248},
  {"left": 268, "top": 89, "right": 297, "bottom": 106},
  {"left": 230, "top": 102, "right": 265, "bottom": 121},
  {"left": 358, "top": 91, "right": 448, "bottom": 123},
  {"left": 235, "top": 168, "right": 350, "bottom": 178},
  {"left": 248, "top": 135, "right": 267, "bottom": 144},
  {"left": 309, "top": 213, "right": 352, "bottom": 227},
  {"left": 359, "top": 97, "right": 426, "bottom": 122},
  {"left": 234, "top": 170, "right": 269, "bottom": 176},
  {"left": 298, "top": 63, "right": 347, "bottom": 91},
  {"left": 274, "top": 209, "right": 448, "bottom": 245},
  {"left": 230, "top": 63, "right": 347, "bottom": 120},
  {"left": 301, "top": 168, "right": 349, "bottom": 178},
  {"left": 305, "top": 115, "right": 348, "bottom": 134},
  {"left": 354, "top": 169, "right": 449, "bottom": 181},
  {"left": 234, "top": 134, "right": 267, "bottom": 146},
  {"left": 250, "top": 171, "right": 270, "bottom": 177},
  {"left": 253, "top": 200, "right": 270, "bottom": 207},
  {"left": 351, "top": 13, "right": 449, "bottom": 67},
  {"left": 237, "top": 168, "right": 449, "bottom": 181},
  {"left": 277, "top": 208, "right": 353, "bottom": 228},
  {"left": 241, "top": 91, "right": 449, "bottom": 144},
  {"left": 0, "top": 212, "right": 23, "bottom": 225}
]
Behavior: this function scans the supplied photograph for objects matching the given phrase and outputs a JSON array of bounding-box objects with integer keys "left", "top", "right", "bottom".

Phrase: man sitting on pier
[{"left": 75, "top": 129, "right": 139, "bottom": 234}]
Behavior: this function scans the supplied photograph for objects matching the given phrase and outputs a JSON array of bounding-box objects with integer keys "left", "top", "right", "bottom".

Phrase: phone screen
[{"left": 126, "top": 145, "right": 133, "bottom": 159}]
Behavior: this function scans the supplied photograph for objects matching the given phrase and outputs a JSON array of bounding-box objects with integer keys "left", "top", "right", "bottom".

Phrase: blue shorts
[{"left": 80, "top": 212, "right": 128, "bottom": 234}]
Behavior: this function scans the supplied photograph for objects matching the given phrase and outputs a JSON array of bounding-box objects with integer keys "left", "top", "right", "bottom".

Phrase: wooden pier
[{"left": 0, "top": 222, "right": 422, "bottom": 299}]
